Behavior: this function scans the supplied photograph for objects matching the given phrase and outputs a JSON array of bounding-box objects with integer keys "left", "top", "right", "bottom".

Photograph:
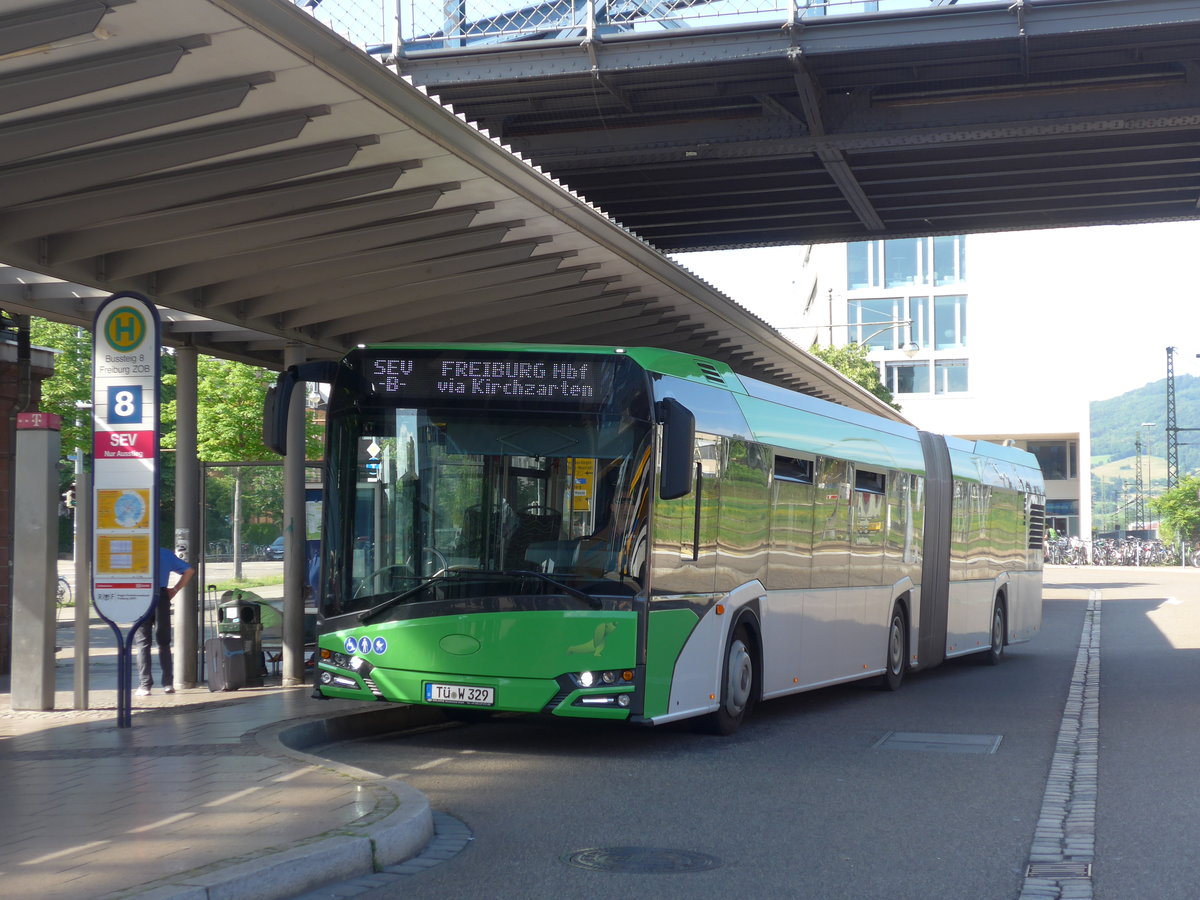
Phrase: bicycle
[{"left": 56, "top": 576, "right": 72, "bottom": 607}]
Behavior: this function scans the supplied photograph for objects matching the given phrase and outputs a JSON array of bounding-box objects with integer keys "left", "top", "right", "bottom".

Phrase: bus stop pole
[
  {"left": 282, "top": 343, "right": 307, "bottom": 685},
  {"left": 73, "top": 469, "right": 91, "bottom": 708}
]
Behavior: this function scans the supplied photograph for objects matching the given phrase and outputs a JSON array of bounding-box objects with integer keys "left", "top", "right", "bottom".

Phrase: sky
[{"left": 672, "top": 220, "right": 1200, "bottom": 403}]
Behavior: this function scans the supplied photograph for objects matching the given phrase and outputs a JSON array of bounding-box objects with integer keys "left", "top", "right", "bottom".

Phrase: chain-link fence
[
  {"left": 297, "top": 0, "right": 397, "bottom": 54},
  {"left": 294, "top": 0, "right": 997, "bottom": 57}
]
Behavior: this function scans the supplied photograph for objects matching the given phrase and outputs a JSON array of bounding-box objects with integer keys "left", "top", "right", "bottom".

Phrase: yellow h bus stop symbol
[{"left": 106, "top": 307, "right": 146, "bottom": 351}]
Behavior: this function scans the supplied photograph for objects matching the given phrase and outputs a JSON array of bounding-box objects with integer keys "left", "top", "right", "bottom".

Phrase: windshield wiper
[
  {"left": 498, "top": 569, "right": 602, "bottom": 610},
  {"left": 358, "top": 575, "right": 448, "bottom": 624},
  {"left": 358, "top": 568, "right": 603, "bottom": 623}
]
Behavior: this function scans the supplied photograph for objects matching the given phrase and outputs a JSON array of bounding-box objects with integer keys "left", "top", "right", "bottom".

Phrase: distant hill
[{"left": 1090, "top": 374, "right": 1200, "bottom": 476}]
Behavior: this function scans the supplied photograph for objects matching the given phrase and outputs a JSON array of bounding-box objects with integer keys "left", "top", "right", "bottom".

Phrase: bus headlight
[
  {"left": 569, "top": 669, "right": 632, "bottom": 688},
  {"left": 322, "top": 652, "right": 373, "bottom": 677},
  {"left": 571, "top": 690, "right": 634, "bottom": 709},
  {"left": 320, "top": 671, "right": 360, "bottom": 689}
]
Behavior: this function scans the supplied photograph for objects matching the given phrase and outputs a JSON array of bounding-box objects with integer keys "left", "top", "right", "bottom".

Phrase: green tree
[
  {"left": 29, "top": 319, "right": 93, "bottom": 453},
  {"left": 172, "top": 357, "right": 322, "bottom": 579},
  {"left": 1150, "top": 475, "right": 1200, "bottom": 546},
  {"left": 182, "top": 358, "right": 277, "bottom": 580},
  {"left": 808, "top": 341, "right": 900, "bottom": 411}
]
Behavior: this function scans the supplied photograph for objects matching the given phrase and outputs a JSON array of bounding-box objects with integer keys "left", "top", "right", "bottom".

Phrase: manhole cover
[{"left": 564, "top": 847, "right": 721, "bottom": 874}]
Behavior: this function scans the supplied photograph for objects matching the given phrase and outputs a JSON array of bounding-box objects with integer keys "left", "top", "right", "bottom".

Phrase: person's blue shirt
[{"left": 159, "top": 547, "right": 192, "bottom": 588}]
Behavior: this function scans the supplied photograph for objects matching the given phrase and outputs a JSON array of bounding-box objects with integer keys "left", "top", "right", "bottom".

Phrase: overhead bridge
[
  {"left": 390, "top": 0, "right": 1200, "bottom": 249},
  {"left": 0, "top": 0, "right": 894, "bottom": 415}
]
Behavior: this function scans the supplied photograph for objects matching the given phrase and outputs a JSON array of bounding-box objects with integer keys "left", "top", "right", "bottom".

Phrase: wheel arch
[
  {"left": 652, "top": 581, "right": 764, "bottom": 726},
  {"left": 993, "top": 585, "right": 1009, "bottom": 646},
  {"left": 890, "top": 577, "right": 917, "bottom": 670},
  {"left": 992, "top": 571, "right": 1012, "bottom": 643},
  {"left": 729, "top": 601, "right": 764, "bottom": 705}
]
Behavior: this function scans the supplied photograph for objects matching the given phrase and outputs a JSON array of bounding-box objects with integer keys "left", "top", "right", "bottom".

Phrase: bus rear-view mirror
[{"left": 658, "top": 397, "right": 695, "bottom": 500}]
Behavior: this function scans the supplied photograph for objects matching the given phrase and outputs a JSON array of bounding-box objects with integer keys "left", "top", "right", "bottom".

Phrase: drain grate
[
  {"left": 564, "top": 847, "right": 721, "bottom": 874},
  {"left": 1026, "top": 862, "right": 1092, "bottom": 878},
  {"left": 874, "top": 731, "right": 1002, "bottom": 754}
]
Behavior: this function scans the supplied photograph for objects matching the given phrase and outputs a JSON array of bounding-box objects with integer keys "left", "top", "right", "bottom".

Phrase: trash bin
[
  {"left": 215, "top": 595, "right": 266, "bottom": 687},
  {"left": 235, "top": 601, "right": 265, "bottom": 687}
]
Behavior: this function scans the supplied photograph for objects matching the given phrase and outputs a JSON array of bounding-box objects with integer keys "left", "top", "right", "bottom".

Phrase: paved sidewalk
[{"left": 0, "top": 608, "right": 437, "bottom": 900}]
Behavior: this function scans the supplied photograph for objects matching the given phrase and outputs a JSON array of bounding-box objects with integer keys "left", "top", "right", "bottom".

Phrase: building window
[
  {"left": 934, "top": 294, "right": 967, "bottom": 349},
  {"left": 1027, "top": 441, "right": 1077, "bottom": 480},
  {"left": 884, "top": 239, "right": 921, "bottom": 288},
  {"left": 885, "top": 360, "right": 930, "bottom": 394},
  {"left": 848, "top": 294, "right": 954, "bottom": 352},
  {"left": 932, "top": 235, "right": 966, "bottom": 286},
  {"left": 847, "top": 242, "right": 871, "bottom": 290},
  {"left": 907, "top": 296, "right": 928, "bottom": 349},
  {"left": 847, "top": 298, "right": 902, "bottom": 349},
  {"left": 934, "top": 360, "right": 968, "bottom": 393},
  {"left": 847, "top": 236, "right": 967, "bottom": 291}
]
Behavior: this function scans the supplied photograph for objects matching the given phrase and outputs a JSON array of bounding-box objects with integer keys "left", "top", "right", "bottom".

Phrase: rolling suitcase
[{"left": 205, "top": 636, "right": 246, "bottom": 692}]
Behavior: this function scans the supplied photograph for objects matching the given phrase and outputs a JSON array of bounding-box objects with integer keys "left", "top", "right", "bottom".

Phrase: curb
[{"left": 122, "top": 704, "right": 449, "bottom": 900}]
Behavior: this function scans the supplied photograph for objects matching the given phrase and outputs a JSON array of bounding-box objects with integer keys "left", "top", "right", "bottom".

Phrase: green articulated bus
[{"left": 265, "top": 344, "right": 1044, "bottom": 734}]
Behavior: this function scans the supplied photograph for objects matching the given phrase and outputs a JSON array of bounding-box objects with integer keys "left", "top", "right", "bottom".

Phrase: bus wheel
[
  {"left": 699, "top": 623, "right": 756, "bottom": 735},
  {"left": 981, "top": 600, "right": 1006, "bottom": 666},
  {"left": 881, "top": 603, "right": 907, "bottom": 691}
]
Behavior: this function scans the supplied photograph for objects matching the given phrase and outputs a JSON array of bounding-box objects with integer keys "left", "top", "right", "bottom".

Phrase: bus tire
[
  {"left": 699, "top": 622, "right": 757, "bottom": 735},
  {"left": 880, "top": 602, "right": 907, "bottom": 691},
  {"left": 981, "top": 598, "right": 1006, "bottom": 666}
]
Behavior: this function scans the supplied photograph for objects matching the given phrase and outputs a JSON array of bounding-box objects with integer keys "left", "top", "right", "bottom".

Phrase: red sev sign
[{"left": 94, "top": 429, "right": 156, "bottom": 460}]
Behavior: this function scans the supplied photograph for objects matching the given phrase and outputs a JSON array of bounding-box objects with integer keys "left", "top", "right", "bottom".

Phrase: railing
[
  {"left": 294, "top": 0, "right": 996, "bottom": 58},
  {"left": 296, "top": 0, "right": 397, "bottom": 53}
]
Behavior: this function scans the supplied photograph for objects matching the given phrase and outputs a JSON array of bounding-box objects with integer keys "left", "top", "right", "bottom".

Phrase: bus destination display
[{"left": 366, "top": 354, "right": 609, "bottom": 406}]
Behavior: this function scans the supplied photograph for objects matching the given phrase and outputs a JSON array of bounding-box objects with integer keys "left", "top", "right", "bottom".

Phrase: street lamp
[{"left": 779, "top": 319, "right": 919, "bottom": 356}]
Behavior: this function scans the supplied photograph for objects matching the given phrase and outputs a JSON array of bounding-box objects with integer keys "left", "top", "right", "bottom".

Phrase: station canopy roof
[{"left": 0, "top": 0, "right": 901, "bottom": 420}]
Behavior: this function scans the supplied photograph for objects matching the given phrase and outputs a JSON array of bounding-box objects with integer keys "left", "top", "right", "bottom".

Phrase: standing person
[{"left": 134, "top": 547, "right": 195, "bottom": 696}]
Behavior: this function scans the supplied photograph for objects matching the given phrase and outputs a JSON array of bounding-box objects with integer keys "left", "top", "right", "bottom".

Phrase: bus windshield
[{"left": 322, "top": 351, "right": 654, "bottom": 619}]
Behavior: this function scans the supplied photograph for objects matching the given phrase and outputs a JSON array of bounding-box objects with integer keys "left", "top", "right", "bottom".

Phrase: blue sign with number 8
[{"left": 107, "top": 385, "right": 142, "bottom": 424}]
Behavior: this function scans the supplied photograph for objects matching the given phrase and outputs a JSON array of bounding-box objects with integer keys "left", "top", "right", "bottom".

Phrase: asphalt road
[{"left": 299, "top": 567, "right": 1200, "bottom": 899}]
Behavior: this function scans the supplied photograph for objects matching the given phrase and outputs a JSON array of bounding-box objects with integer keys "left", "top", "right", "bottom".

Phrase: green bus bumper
[{"left": 316, "top": 609, "right": 637, "bottom": 719}]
